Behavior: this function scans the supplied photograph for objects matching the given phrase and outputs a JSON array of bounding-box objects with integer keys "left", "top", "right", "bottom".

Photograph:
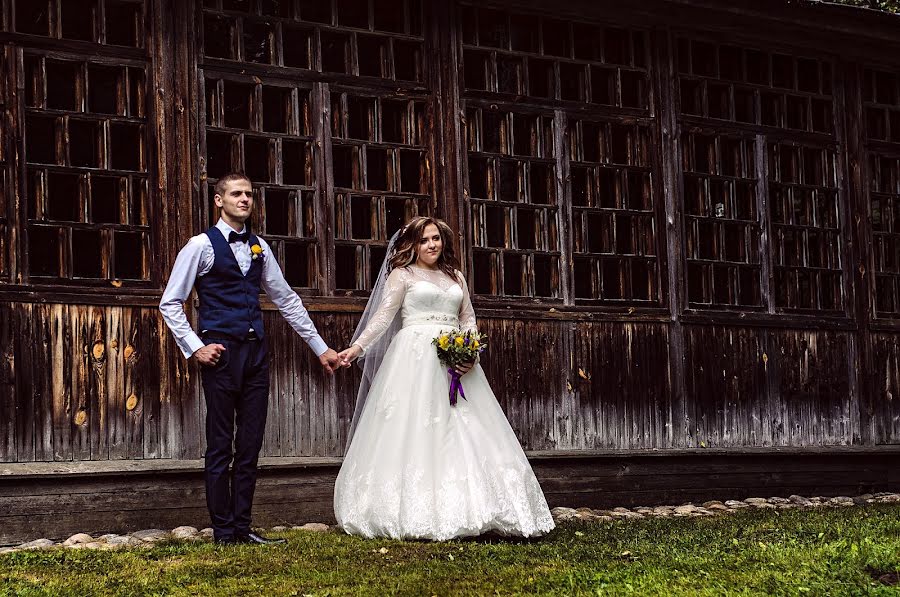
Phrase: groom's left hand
[{"left": 319, "top": 348, "right": 344, "bottom": 374}]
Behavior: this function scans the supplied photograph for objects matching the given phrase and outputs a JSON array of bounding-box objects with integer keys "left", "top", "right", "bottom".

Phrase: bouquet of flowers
[{"left": 431, "top": 329, "right": 488, "bottom": 406}]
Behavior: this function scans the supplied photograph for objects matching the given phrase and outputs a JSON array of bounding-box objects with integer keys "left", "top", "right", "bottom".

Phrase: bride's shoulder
[{"left": 386, "top": 266, "right": 413, "bottom": 283}]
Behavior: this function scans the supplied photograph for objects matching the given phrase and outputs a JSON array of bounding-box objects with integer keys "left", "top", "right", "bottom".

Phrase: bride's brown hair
[{"left": 388, "top": 216, "right": 458, "bottom": 279}]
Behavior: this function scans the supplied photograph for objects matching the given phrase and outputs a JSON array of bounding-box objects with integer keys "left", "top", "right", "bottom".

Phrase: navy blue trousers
[{"left": 200, "top": 337, "right": 269, "bottom": 541}]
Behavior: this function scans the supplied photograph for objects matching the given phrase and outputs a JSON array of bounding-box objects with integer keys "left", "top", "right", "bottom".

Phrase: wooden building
[{"left": 1, "top": 0, "right": 899, "bottom": 544}]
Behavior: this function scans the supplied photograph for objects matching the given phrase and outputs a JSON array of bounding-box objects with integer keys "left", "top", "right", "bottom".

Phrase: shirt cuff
[
  {"left": 177, "top": 332, "right": 206, "bottom": 359},
  {"left": 306, "top": 335, "right": 329, "bottom": 357}
]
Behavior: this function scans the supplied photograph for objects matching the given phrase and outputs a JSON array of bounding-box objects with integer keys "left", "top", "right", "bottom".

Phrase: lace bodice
[{"left": 354, "top": 265, "right": 476, "bottom": 353}]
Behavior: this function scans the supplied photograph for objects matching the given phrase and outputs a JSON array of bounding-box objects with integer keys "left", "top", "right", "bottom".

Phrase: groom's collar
[{"left": 216, "top": 218, "right": 247, "bottom": 237}]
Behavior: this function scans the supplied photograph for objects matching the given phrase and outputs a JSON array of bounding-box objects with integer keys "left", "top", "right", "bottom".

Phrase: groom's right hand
[{"left": 193, "top": 343, "right": 226, "bottom": 367}]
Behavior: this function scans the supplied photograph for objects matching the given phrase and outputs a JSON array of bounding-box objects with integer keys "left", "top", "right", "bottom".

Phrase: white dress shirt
[{"left": 159, "top": 218, "right": 329, "bottom": 359}]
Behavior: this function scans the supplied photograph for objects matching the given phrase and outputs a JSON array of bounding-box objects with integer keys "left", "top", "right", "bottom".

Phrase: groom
[{"left": 160, "top": 172, "right": 342, "bottom": 545}]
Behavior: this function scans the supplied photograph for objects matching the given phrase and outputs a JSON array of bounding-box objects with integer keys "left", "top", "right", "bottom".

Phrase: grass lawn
[{"left": 1, "top": 505, "right": 899, "bottom": 596}]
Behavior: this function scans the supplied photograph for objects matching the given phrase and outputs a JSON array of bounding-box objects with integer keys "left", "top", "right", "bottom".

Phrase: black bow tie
[{"left": 228, "top": 230, "right": 250, "bottom": 244}]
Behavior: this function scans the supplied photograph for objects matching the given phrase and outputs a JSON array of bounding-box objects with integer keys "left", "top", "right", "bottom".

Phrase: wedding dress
[{"left": 333, "top": 264, "right": 555, "bottom": 540}]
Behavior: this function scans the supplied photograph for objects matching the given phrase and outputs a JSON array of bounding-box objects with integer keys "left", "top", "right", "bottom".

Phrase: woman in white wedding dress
[{"left": 333, "top": 217, "right": 555, "bottom": 541}]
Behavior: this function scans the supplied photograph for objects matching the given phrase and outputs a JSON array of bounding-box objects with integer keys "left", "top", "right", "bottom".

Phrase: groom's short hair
[{"left": 214, "top": 173, "right": 251, "bottom": 197}]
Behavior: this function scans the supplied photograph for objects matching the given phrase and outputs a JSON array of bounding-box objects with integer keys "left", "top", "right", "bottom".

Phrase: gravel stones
[{"left": 2, "top": 492, "right": 898, "bottom": 552}]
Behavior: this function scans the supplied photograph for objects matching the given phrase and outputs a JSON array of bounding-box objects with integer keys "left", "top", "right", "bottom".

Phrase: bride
[{"left": 333, "top": 216, "right": 555, "bottom": 541}]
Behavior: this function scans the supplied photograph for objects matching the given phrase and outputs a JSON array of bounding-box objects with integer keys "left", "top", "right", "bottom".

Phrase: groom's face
[{"left": 215, "top": 179, "right": 254, "bottom": 223}]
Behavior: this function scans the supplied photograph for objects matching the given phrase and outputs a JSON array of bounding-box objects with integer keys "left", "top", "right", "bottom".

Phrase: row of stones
[
  {"left": 3, "top": 492, "right": 898, "bottom": 553},
  {"left": 0, "top": 523, "right": 332, "bottom": 554},
  {"left": 550, "top": 492, "right": 900, "bottom": 522}
]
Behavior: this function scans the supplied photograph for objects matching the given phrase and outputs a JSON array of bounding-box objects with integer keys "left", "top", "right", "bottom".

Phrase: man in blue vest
[{"left": 160, "top": 172, "right": 343, "bottom": 545}]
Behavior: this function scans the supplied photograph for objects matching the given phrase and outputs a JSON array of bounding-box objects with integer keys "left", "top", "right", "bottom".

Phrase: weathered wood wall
[{"left": 0, "top": 0, "right": 899, "bottom": 472}]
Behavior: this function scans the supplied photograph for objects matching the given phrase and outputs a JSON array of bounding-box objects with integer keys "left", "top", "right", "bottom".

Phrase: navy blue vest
[{"left": 195, "top": 227, "right": 265, "bottom": 340}]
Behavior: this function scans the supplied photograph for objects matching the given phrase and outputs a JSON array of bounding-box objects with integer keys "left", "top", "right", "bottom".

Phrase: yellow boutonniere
[{"left": 250, "top": 244, "right": 264, "bottom": 260}]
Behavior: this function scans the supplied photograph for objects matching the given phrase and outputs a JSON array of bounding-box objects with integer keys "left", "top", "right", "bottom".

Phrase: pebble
[
  {"left": 172, "top": 526, "right": 199, "bottom": 539},
  {"left": 674, "top": 505, "right": 699, "bottom": 515},
  {"left": 18, "top": 539, "right": 55, "bottom": 550},
  {"left": 295, "top": 523, "right": 331, "bottom": 533},
  {"left": 63, "top": 533, "right": 94, "bottom": 546},
  {"left": 705, "top": 503, "right": 731, "bottom": 511},
  {"left": 132, "top": 529, "right": 170, "bottom": 542},
  {"left": 2, "top": 492, "right": 898, "bottom": 551}
]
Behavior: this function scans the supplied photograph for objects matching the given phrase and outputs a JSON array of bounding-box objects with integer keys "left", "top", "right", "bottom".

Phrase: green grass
[{"left": 2, "top": 505, "right": 899, "bottom": 596}]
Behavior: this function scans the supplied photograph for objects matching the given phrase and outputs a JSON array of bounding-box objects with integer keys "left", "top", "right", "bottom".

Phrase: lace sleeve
[
  {"left": 354, "top": 268, "right": 408, "bottom": 353},
  {"left": 457, "top": 270, "right": 477, "bottom": 332}
]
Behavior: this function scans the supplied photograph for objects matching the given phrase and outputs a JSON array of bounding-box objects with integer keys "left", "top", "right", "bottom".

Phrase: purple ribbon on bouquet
[{"left": 448, "top": 368, "right": 467, "bottom": 406}]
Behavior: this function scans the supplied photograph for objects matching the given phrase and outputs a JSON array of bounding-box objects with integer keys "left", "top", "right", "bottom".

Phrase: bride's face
[{"left": 415, "top": 223, "right": 443, "bottom": 267}]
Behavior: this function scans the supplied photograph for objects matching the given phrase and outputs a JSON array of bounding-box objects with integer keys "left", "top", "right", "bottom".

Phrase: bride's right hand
[{"left": 337, "top": 344, "right": 362, "bottom": 367}]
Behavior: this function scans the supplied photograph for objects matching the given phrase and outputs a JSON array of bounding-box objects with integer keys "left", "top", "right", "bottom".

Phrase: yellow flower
[
  {"left": 472, "top": 340, "right": 479, "bottom": 349},
  {"left": 438, "top": 336, "right": 450, "bottom": 349},
  {"left": 455, "top": 336, "right": 464, "bottom": 347}
]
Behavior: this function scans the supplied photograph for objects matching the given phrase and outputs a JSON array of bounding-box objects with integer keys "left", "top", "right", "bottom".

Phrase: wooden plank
[
  {"left": 158, "top": 310, "right": 178, "bottom": 459},
  {"left": 88, "top": 306, "right": 109, "bottom": 460},
  {"left": 71, "top": 305, "right": 92, "bottom": 461},
  {"left": 322, "top": 315, "right": 340, "bottom": 457},
  {"left": 308, "top": 316, "right": 326, "bottom": 457},
  {"left": 654, "top": 29, "right": 689, "bottom": 449},
  {"left": 141, "top": 310, "right": 161, "bottom": 458},
  {"left": 261, "top": 313, "right": 282, "bottom": 458},
  {"left": 46, "top": 304, "right": 67, "bottom": 462},
  {"left": 32, "top": 305, "right": 53, "bottom": 460},
  {"left": 0, "top": 303, "right": 15, "bottom": 462},
  {"left": 123, "top": 308, "right": 144, "bottom": 458},
  {"left": 296, "top": 315, "right": 312, "bottom": 457},
  {"left": 106, "top": 307, "right": 127, "bottom": 460},
  {"left": 330, "top": 313, "right": 358, "bottom": 455},
  {"left": 13, "top": 303, "right": 34, "bottom": 462},
  {"left": 873, "top": 333, "right": 900, "bottom": 444}
]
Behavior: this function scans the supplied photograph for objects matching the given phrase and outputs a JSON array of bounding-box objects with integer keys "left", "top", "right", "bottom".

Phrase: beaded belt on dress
[{"left": 402, "top": 314, "right": 459, "bottom": 328}]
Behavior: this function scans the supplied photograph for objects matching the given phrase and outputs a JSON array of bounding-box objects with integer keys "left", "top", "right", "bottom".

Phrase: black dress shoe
[{"left": 235, "top": 532, "right": 286, "bottom": 545}]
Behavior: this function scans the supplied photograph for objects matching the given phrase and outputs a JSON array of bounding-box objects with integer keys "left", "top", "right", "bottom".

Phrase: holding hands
[
  {"left": 319, "top": 348, "right": 346, "bottom": 374},
  {"left": 337, "top": 344, "right": 363, "bottom": 368}
]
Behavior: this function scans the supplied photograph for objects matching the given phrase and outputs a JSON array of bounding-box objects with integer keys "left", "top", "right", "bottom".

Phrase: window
[
  {"left": 571, "top": 120, "right": 658, "bottom": 302},
  {"left": 330, "top": 93, "right": 431, "bottom": 291},
  {"left": 677, "top": 39, "right": 833, "bottom": 134},
  {"left": 21, "top": 52, "right": 151, "bottom": 283},
  {"left": 864, "top": 68, "right": 900, "bottom": 317},
  {"left": 682, "top": 132, "right": 761, "bottom": 307},
  {"left": 460, "top": 5, "right": 658, "bottom": 302},
  {"left": 467, "top": 108, "right": 559, "bottom": 297},
  {"left": 204, "top": 76, "right": 320, "bottom": 289},
  {"left": 768, "top": 141, "right": 842, "bottom": 311},
  {"left": 12, "top": 0, "right": 144, "bottom": 47},
  {"left": 201, "top": 0, "right": 434, "bottom": 294},
  {"left": 460, "top": 7, "right": 650, "bottom": 110},
  {"left": 677, "top": 37, "right": 842, "bottom": 313},
  {"left": 201, "top": 0, "right": 424, "bottom": 82}
]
